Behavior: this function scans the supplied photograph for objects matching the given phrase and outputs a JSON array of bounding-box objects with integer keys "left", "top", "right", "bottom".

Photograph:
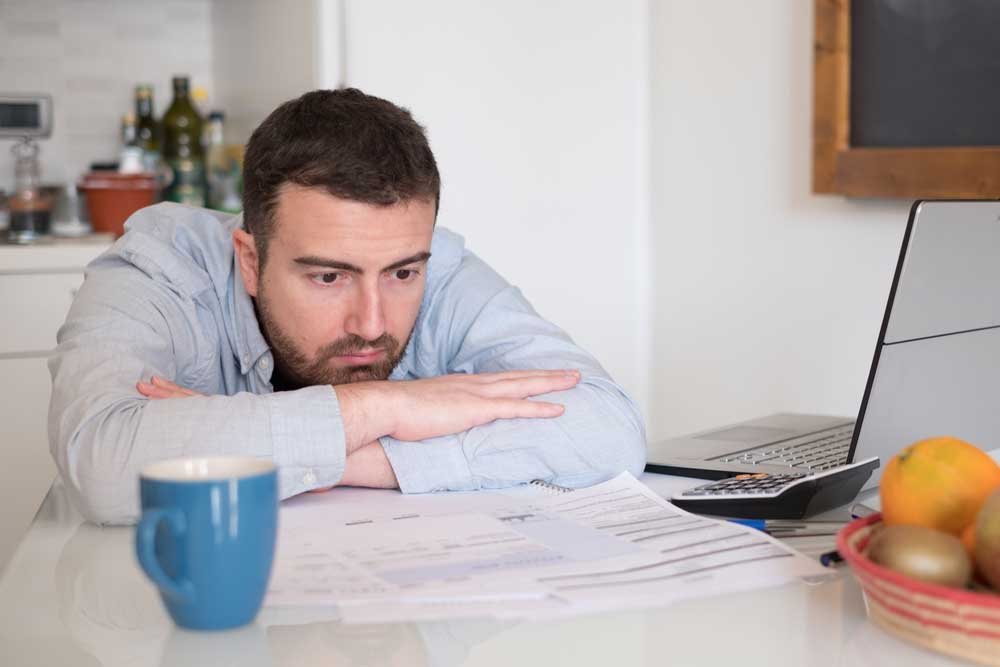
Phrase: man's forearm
[
  {"left": 333, "top": 382, "right": 397, "bottom": 455},
  {"left": 339, "top": 441, "right": 399, "bottom": 488},
  {"left": 51, "top": 386, "right": 349, "bottom": 524}
]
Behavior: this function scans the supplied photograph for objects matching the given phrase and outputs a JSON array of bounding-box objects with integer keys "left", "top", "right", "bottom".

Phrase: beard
[{"left": 255, "top": 286, "right": 410, "bottom": 391}]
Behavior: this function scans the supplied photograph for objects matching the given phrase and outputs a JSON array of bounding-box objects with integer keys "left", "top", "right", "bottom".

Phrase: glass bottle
[
  {"left": 121, "top": 112, "right": 137, "bottom": 147},
  {"left": 205, "top": 110, "right": 225, "bottom": 203},
  {"left": 205, "top": 111, "right": 242, "bottom": 213},
  {"left": 162, "top": 76, "right": 206, "bottom": 206},
  {"left": 118, "top": 113, "right": 145, "bottom": 174},
  {"left": 134, "top": 84, "right": 161, "bottom": 173}
]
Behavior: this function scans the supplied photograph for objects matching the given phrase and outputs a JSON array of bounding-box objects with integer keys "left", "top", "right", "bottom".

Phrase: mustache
[{"left": 317, "top": 333, "right": 400, "bottom": 361}]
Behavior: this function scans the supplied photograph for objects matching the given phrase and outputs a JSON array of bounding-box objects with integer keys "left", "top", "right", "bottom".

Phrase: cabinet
[{"left": 0, "top": 239, "right": 112, "bottom": 569}]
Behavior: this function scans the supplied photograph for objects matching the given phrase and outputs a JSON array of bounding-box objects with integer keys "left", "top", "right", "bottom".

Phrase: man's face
[{"left": 235, "top": 185, "right": 435, "bottom": 388}]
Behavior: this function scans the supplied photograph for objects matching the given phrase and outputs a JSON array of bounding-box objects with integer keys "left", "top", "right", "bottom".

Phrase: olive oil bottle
[
  {"left": 134, "top": 84, "right": 160, "bottom": 173},
  {"left": 162, "top": 76, "right": 206, "bottom": 206}
]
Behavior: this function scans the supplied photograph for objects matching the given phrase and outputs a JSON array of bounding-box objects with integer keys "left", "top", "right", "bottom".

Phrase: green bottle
[
  {"left": 134, "top": 84, "right": 161, "bottom": 173},
  {"left": 162, "top": 76, "right": 206, "bottom": 206}
]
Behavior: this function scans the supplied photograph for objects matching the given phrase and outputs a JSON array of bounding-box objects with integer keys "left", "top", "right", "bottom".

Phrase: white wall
[
  {"left": 339, "top": 0, "right": 652, "bottom": 415},
  {"left": 648, "top": 0, "right": 911, "bottom": 441},
  {"left": 210, "top": 0, "right": 319, "bottom": 144}
]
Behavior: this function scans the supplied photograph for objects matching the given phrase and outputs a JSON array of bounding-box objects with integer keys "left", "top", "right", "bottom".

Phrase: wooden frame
[{"left": 812, "top": 0, "right": 1000, "bottom": 199}]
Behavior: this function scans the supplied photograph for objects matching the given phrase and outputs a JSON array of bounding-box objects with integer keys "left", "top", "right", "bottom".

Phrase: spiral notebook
[{"left": 528, "top": 479, "right": 574, "bottom": 495}]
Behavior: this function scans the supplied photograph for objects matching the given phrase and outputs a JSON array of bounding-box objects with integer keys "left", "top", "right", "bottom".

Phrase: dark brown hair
[{"left": 242, "top": 88, "right": 440, "bottom": 262}]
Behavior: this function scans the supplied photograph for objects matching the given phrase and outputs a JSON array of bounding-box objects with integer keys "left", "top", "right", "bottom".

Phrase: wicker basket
[{"left": 838, "top": 513, "right": 1000, "bottom": 665}]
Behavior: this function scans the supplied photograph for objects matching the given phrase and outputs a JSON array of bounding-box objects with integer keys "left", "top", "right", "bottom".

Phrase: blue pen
[{"left": 727, "top": 518, "right": 767, "bottom": 531}]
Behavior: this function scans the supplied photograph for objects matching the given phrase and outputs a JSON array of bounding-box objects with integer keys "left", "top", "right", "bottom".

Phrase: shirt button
[
  {"left": 302, "top": 470, "right": 317, "bottom": 486},
  {"left": 259, "top": 357, "right": 270, "bottom": 370},
  {"left": 242, "top": 354, "right": 250, "bottom": 366}
]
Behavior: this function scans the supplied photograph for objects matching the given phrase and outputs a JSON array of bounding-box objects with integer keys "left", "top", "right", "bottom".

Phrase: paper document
[{"left": 266, "top": 473, "right": 828, "bottom": 621}]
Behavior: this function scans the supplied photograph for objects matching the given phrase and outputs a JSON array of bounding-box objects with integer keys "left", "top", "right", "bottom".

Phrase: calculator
[{"left": 670, "top": 457, "right": 879, "bottom": 519}]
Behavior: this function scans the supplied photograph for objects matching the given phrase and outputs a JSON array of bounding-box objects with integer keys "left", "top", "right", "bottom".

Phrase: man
[{"left": 49, "top": 88, "right": 646, "bottom": 525}]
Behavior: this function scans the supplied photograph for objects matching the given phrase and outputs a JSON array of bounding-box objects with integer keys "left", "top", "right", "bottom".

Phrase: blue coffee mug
[{"left": 136, "top": 457, "right": 278, "bottom": 630}]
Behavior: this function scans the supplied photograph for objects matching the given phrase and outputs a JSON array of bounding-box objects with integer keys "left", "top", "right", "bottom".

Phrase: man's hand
[
  {"left": 335, "top": 369, "right": 580, "bottom": 453},
  {"left": 136, "top": 376, "right": 204, "bottom": 400}
]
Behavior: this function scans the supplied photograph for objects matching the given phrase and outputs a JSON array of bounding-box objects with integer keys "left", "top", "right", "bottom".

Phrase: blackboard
[
  {"left": 814, "top": 0, "right": 1000, "bottom": 198},
  {"left": 850, "top": 0, "right": 1000, "bottom": 148}
]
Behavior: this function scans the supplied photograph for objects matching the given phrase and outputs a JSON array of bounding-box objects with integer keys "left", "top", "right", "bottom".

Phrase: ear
[{"left": 232, "top": 229, "right": 261, "bottom": 297}]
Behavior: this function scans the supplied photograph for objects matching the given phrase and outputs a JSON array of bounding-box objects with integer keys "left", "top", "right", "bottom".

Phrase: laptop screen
[{"left": 849, "top": 200, "right": 1000, "bottom": 490}]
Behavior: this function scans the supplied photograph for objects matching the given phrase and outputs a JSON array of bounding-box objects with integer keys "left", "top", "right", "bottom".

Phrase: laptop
[{"left": 646, "top": 200, "right": 1000, "bottom": 491}]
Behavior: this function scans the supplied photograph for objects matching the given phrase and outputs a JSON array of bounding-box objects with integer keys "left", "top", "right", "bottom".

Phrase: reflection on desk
[
  {"left": 0, "top": 479, "right": 963, "bottom": 667},
  {"left": 55, "top": 523, "right": 171, "bottom": 665}
]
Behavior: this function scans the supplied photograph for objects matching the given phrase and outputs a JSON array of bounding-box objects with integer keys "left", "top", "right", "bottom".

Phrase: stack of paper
[{"left": 265, "top": 473, "right": 829, "bottom": 623}]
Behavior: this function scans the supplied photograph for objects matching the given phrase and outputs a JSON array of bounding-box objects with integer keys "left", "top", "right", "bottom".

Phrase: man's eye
[
  {"left": 313, "top": 273, "right": 341, "bottom": 285},
  {"left": 393, "top": 269, "right": 416, "bottom": 281}
]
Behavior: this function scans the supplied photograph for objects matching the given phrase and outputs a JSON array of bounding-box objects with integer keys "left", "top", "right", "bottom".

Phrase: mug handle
[{"left": 135, "top": 508, "right": 196, "bottom": 603}]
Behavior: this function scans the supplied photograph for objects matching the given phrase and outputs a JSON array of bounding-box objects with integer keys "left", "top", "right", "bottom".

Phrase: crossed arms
[
  {"left": 139, "top": 369, "right": 583, "bottom": 489},
  {"left": 49, "top": 254, "right": 646, "bottom": 525}
]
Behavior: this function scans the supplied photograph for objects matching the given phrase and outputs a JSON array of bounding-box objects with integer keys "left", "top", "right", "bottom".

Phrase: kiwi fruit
[
  {"left": 974, "top": 488, "right": 1000, "bottom": 591},
  {"left": 867, "top": 524, "right": 972, "bottom": 588}
]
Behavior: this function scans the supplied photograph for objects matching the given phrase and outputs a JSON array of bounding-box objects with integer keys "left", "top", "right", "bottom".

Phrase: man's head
[{"left": 233, "top": 89, "right": 440, "bottom": 389}]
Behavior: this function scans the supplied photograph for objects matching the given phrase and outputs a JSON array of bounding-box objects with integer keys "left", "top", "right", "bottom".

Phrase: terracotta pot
[{"left": 78, "top": 172, "right": 159, "bottom": 237}]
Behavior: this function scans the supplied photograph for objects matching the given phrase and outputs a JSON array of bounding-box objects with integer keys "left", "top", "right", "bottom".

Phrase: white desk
[{"left": 0, "top": 476, "right": 962, "bottom": 667}]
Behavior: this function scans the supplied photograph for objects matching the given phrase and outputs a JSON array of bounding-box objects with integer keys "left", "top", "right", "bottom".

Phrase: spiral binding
[{"left": 528, "top": 479, "right": 574, "bottom": 494}]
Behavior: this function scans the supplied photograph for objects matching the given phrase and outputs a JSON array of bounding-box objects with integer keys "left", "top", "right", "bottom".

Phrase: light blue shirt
[{"left": 48, "top": 203, "right": 646, "bottom": 524}]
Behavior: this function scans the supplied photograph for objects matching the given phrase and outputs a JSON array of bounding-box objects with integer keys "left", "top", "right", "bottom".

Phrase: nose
[{"left": 344, "top": 281, "right": 386, "bottom": 343}]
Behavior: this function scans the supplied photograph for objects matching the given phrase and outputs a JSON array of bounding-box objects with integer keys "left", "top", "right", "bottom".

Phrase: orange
[{"left": 880, "top": 436, "right": 1000, "bottom": 536}]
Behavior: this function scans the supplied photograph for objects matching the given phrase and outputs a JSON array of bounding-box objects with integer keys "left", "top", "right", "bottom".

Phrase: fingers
[
  {"left": 479, "top": 373, "right": 581, "bottom": 399},
  {"left": 387, "top": 371, "right": 575, "bottom": 441},
  {"left": 151, "top": 376, "right": 202, "bottom": 397},
  {"left": 492, "top": 398, "right": 566, "bottom": 420},
  {"left": 474, "top": 369, "right": 581, "bottom": 384},
  {"left": 137, "top": 381, "right": 179, "bottom": 399},
  {"left": 136, "top": 376, "right": 204, "bottom": 400}
]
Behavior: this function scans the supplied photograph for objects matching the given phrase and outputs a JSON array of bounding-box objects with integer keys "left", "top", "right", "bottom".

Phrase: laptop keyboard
[{"left": 712, "top": 424, "right": 855, "bottom": 471}]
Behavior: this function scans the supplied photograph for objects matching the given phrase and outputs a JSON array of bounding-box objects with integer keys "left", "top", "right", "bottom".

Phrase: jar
[{"left": 8, "top": 140, "right": 51, "bottom": 243}]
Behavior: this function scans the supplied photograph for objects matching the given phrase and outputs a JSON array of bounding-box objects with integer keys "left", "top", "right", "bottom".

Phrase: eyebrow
[{"left": 293, "top": 251, "right": 432, "bottom": 274}]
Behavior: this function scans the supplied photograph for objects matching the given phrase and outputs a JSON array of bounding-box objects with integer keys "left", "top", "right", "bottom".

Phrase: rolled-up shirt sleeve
[
  {"left": 48, "top": 262, "right": 347, "bottom": 525},
  {"left": 380, "top": 254, "right": 647, "bottom": 493}
]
